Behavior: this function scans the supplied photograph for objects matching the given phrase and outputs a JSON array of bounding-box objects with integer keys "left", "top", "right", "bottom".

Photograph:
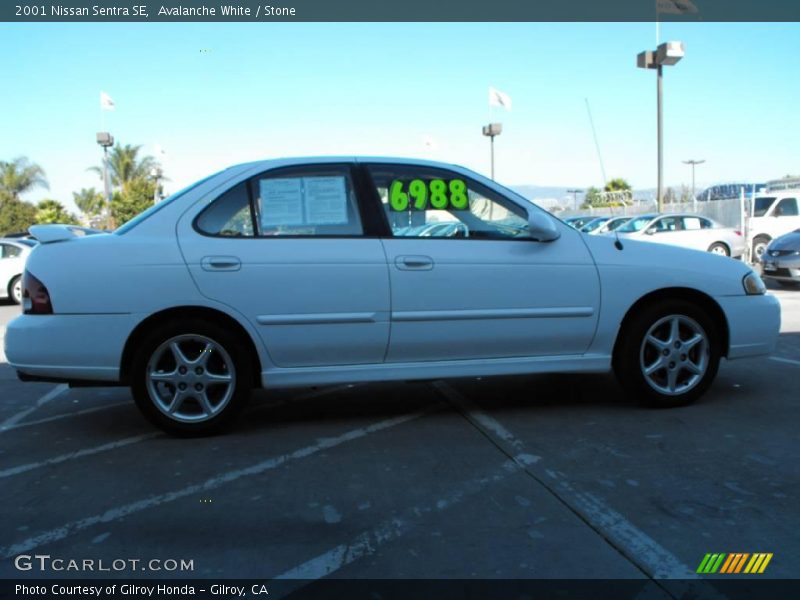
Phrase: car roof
[{"left": 233, "top": 156, "right": 467, "bottom": 172}]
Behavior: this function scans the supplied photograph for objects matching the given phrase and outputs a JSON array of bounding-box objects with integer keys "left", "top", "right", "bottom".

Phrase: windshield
[
  {"left": 581, "top": 218, "right": 608, "bottom": 232},
  {"left": 617, "top": 216, "right": 653, "bottom": 233},
  {"left": 753, "top": 197, "right": 776, "bottom": 217}
]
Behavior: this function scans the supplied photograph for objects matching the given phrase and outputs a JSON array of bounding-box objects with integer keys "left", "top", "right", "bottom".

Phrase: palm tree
[
  {"left": 89, "top": 144, "right": 158, "bottom": 193},
  {"left": 72, "top": 187, "right": 105, "bottom": 216},
  {"left": 0, "top": 157, "right": 49, "bottom": 200}
]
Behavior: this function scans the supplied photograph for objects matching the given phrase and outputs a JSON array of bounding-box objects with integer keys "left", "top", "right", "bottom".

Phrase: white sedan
[
  {"left": 5, "top": 158, "right": 780, "bottom": 435},
  {"left": 0, "top": 238, "right": 35, "bottom": 304},
  {"left": 612, "top": 213, "right": 746, "bottom": 257}
]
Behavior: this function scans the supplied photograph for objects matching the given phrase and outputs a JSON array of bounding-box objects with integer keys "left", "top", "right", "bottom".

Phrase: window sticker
[
  {"left": 304, "top": 176, "right": 348, "bottom": 224},
  {"left": 260, "top": 176, "right": 349, "bottom": 229},
  {"left": 260, "top": 178, "right": 304, "bottom": 227},
  {"left": 388, "top": 179, "right": 469, "bottom": 211}
]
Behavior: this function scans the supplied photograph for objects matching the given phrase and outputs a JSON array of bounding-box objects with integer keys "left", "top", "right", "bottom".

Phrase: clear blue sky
[{"left": 1, "top": 22, "right": 799, "bottom": 211}]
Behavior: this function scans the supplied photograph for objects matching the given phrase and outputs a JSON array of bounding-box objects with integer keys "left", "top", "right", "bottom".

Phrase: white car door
[
  {"left": 177, "top": 163, "right": 391, "bottom": 368},
  {"left": 644, "top": 215, "right": 686, "bottom": 248},
  {"left": 364, "top": 163, "right": 600, "bottom": 362}
]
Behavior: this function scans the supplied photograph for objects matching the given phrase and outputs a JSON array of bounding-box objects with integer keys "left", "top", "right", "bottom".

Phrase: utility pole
[{"left": 482, "top": 123, "right": 502, "bottom": 180}]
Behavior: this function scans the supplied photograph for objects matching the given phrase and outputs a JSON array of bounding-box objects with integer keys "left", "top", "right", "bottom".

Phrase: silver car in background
[
  {"left": 761, "top": 229, "right": 800, "bottom": 288},
  {"left": 612, "top": 213, "right": 745, "bottom": 257}
]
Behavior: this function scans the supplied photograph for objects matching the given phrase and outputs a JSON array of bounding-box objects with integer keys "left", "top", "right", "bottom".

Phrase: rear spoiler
[{"left": 28, "top": 224, "right": 103, "bottom": 244}]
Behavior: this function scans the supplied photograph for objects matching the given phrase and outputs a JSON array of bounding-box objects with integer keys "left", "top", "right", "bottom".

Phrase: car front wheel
[
  {"left": 131, "top": 319, "right": 253, "bottom": 435},
  {"left": 614, "top": 300, "right": 721, "bottom": 408}
]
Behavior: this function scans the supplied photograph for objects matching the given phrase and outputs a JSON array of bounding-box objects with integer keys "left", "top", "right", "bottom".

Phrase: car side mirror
[
  {"left": 527, "top": 212, "right": 561, "bottom": 242},
  {"left": 645, "top": 228, "right": 655, "bottom": 235}
]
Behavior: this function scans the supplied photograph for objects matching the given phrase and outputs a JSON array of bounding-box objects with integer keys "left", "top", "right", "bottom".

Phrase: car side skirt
[{"left": 261, "top": 353, "right": 612, "bottom": 388}]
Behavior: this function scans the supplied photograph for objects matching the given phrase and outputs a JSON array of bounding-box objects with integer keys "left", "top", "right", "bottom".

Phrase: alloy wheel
[
  {"left": 639, "top": 314, "right": 709, "bottom": 396},
  {"left": 146, "top": 334, "right": 236, "bottom": 423}
]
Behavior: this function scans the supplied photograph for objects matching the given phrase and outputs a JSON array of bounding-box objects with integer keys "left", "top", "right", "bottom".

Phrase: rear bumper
[
  {"left": 715, "top": 293, "right": 781, "bottom": 359},
  {"left": 4, "top": 313, "right": 136, "bottom": 383}
]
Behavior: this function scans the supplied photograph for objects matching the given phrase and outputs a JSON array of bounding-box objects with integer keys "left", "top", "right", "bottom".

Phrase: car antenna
[{"left": 614, "top": 220, "right": 624, "bottom": 250}]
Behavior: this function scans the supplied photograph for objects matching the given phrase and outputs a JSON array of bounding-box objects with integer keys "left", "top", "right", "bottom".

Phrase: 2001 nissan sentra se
[{"left": 4, "top": 158, "right": 781, "bottom": 435}]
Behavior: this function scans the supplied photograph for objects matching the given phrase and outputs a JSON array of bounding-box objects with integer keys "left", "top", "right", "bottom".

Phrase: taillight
[{"left": 22, "top": 271, "right": 53, "bottom": 315}]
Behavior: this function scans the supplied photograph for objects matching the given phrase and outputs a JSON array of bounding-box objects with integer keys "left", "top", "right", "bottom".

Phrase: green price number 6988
[{"left": 389, "top": 179, "right": 469, "bottom": 211}]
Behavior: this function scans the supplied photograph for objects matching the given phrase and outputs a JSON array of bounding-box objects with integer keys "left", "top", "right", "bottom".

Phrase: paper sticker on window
[
  {"left": 260, "top": 178, "right": 304, "bottom": 227},
  {"left": 304, "top": 177, "right": 348, "bottom": 224}
]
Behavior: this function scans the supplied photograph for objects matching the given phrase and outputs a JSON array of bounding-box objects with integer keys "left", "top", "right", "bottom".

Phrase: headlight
[{"left": 743, "top": 272, "right": 766, "bottom": 295}]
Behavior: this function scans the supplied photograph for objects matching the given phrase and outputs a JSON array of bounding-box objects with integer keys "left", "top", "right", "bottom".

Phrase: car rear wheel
[
  {"left": 9, "top": 276, "right": 22, "bottom": 305},
  {"left": 131, "top": 319, "right": 253, "bottom": 435},
  {"left": 708, "top": 242, "right": 729, "bottom": 257},
  {"left": 614, "top": 300, "right": 720, "bottom": 408}
]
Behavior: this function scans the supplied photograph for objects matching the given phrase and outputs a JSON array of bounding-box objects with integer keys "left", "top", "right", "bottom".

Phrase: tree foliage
[
  {"left": 0, "top": 191, "right": 37, "bottom": 235},
  {"left": 604, "top": 178, "right": 632, "bottom": 193},
  {"left": 35, "top": 199, "right": 79, "bottom": 225},
  {"left": 0, "top": 157, "right": 48, "bottom": 200},
  {"left": 73, "top": 187, "right": 105, "bottom": 216},
  {"left": 110, "top": 178, "right": 156, "bottom": 227},
  {"left": 89, "top": 144, "right": 158, "bottom": 193}
]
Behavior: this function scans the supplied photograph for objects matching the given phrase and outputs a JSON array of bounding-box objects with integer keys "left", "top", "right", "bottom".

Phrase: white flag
[
  {"left": 656, "top": 0, "right": 699, "bottom": 15},
  {"left": 100, "top": 91, "right": 116, "bottom": 111},
  {"left": 488, "top": 87, "right": 512, "bottom": 111}
]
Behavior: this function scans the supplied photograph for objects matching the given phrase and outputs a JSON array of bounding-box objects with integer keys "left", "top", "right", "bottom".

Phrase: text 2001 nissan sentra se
[{"left": 4, "top": 158, "right": 780, "bottom": 435}]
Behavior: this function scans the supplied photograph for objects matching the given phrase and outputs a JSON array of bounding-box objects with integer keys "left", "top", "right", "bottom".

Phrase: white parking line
[
  {"left": 769, "top": 356, "right": 800, "bottom": 367},
  {"left": 1, "top": 401, "right": 131, "bottom": 432},
  {"left": 0, "top": 406, "right": 437, "bottom": 559},
  {"left": 275, "top": 460, "right": 519, "bottom": 583},
  {"left": 431, "top": 381, "right": 723, "bottom": 597},
  {"left": 0, "top": 384, "right": 69, "bottom": 431},
  {"left": 0, "top": 433, "right": 160, "bottom": 479}
]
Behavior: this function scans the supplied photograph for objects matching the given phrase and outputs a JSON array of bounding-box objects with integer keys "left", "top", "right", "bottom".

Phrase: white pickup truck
[{"left": 747, "top": 191, "right": 800, "bottom": 261}]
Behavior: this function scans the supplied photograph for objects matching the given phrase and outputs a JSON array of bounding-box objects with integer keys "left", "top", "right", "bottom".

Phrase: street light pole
[
  {"left": 682, "top": 159, "right": 705, "bottom": 201},
  {"left": 96, "top": 132, "right": 114, "bottom": 226},
  {"left": 657, "top": 64, "right": 663, "bottom": 212},
  {"left": 482, "top": 123, "right": 503, "bottom": 180},
  {"left": 637, "top": 41, "right": 685, "bottom": 213}
]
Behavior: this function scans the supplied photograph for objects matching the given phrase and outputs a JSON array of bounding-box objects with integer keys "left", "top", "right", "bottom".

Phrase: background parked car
[
  {"left": 747, "top": 192, "right": 800, "bottom": 261},
  {"left": 761, "top": 229, "right": 800, "bottom": 288},
  {"left": 612, "top": 213, "right": 745, "bottom": 257},
  {"left": 0, "top": 238, "right": 34, "bottom": 304},
  {"left": 564, "top": 215, "right": 595, "bottom": 230},
  {"left": 579, "top": 216, "right": 610, "bottom": 234},
  {"left": 592, "top": 216, "right": 631, "bottom": 235}
]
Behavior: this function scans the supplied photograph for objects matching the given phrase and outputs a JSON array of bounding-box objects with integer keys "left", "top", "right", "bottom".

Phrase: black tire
[
  {"left": 752, "top": 236, "right": 770, "bottom": 262},
  {"left": 707, "top": 242, "right": 729, "bottom": 257},
  {"left": 130, "top": 318, "right": 253, "bottom": 436},
  {"left": 613, "top": 299, "right": 721, "bottom": 408},
  {"left": 8, "top": 275, "right": 22, "bottom": 305}
]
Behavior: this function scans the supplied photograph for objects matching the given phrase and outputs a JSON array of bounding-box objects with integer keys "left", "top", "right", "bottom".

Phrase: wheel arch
[
  {"left": 120, "top": 306, "right": 263, "bottom": 387},
  {"left": 613, "top": 287, "right": 730, "bottom": 361}
]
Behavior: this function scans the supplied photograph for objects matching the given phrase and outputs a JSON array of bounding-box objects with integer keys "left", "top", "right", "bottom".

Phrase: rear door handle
[
  {"left": 201, "top": 256, "right": 241, "bottom": 271},
  {"left": 395, "top": 255, "right": 434, "bottom": 271}
]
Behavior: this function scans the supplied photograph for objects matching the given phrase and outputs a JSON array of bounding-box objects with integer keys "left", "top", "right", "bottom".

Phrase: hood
[{"left": 769, "top": 230, "right": 800, "bottom": 251}]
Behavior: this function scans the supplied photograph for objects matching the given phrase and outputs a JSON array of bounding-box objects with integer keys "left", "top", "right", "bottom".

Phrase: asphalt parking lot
[{"left": 1, "top": 286, "right": 799, "bottom": 591}]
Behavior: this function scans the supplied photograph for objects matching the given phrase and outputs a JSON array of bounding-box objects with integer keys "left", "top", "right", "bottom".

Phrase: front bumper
[
  {"left": 4, "top": 313, "right": 136, "bottom": 382},
  {"left": 761, "top": 255, "right": 800, "bottom": 282},
  {"left": 715, "top": 293, "right": 781, "bottom": 359}
]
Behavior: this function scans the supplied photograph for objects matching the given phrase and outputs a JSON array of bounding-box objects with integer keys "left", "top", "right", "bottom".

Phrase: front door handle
[
  {"left": 395, "top": 255, "right": 434, "bottom": 271},
  {"left": 201, "top": 256, "right": 242, "bottom": 271}
]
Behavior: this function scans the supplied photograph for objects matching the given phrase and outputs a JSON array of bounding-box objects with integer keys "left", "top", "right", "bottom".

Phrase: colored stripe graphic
[
  {"left": 697, "top": 553, "right": 727, "bottom": 573},
  {"left": 700, "top": 553, "right": 774, "bottom": 575}
]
